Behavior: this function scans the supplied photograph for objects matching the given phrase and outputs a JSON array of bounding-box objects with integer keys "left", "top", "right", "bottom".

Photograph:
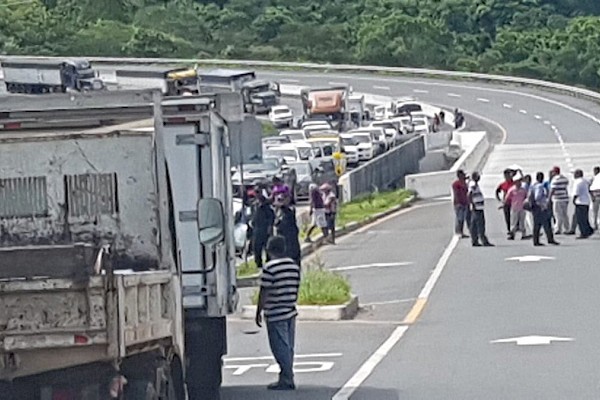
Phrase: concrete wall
[
  {"left": 0, "top": 133, "right": 160, "bottom": 267},
  {"left": 340, "top": 136, "right": 425, "bottom": 201},
  {"left": 404, "top": 131, "right": 490, "bottom": 198}
]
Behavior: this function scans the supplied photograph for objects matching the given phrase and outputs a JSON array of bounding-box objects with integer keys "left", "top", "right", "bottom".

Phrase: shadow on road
[{"left": 222, "top": 385, "right": 399, "bottom": 400}]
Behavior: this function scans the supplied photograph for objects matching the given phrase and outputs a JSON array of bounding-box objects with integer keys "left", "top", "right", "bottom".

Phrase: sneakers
[{"left": 267, "top": 382, "right": 296, "bottom": 391}]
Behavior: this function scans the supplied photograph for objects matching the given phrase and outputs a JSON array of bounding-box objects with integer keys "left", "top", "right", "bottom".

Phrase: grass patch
[
  {"left": 237, "top": 259, "right": 259, "bottom": 278},
  {"left": 261, "top": 120, "right": 278, "bottom": 137},
  {"left": 336, "top": 189, "right": 412, "bottom": 228},
  {"left": 251, "top": 258, "right": 351, "bottom": 306}
]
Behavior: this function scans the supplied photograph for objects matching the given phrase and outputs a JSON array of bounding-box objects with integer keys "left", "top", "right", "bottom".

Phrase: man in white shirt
[
  {"left": 573, "top": 169, "right": 594, "bottom": 238},
  {"left": 590, "top": 166, "right": 600, "bottom": 230}
]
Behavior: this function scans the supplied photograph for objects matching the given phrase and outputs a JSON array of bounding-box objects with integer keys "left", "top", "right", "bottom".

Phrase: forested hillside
[{"left": 3, "top": 0, "right": 600, "bottom": 88}]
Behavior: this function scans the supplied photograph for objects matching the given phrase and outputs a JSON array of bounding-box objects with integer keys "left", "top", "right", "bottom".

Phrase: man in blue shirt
[{"left": 531, "top": 172, "right": 560, "bottom": 246}]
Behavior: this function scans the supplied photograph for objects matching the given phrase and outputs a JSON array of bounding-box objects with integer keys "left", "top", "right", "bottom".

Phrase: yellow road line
[{"left": 402, "top": 298, "right": 427, "bottom": 325}]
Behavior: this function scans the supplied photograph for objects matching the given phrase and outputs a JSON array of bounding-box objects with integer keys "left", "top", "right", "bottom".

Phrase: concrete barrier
[
  {"left": 340, "top": 135, "right": 425, "bottom": 201},
  {"left": 404, "top": 131, "right": 490, "bottom": 198}
]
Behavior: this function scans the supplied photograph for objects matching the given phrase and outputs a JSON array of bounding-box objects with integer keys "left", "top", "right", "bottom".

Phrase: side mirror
[{"left": 197, "top": 198, "right": 225, "bottom": 247}]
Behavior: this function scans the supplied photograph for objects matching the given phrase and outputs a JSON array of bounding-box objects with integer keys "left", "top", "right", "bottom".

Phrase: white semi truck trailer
[
  {"left": 0, "top": 90, "right": 241, "bottom": 399},
  {"left": 1, "top": 58, "right": 105, "bottom": 94}
]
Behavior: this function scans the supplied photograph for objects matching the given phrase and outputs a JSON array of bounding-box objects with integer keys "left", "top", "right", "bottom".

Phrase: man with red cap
[{"left": 549, "top": 166, "right": 570, "bottom": 234}]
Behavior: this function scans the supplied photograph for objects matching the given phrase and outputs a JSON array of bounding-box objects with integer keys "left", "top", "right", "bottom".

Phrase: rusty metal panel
[
  {"left": 0, "top": 176, "right": 48, "bottom": 218},
  {"left": 66, "top": 173, "right": 118, "bottom": 218}
]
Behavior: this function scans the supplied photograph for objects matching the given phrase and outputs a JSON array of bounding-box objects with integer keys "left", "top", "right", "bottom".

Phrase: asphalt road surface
[{"left": 222, "top": 71, "right": 600, "bottom": 399}]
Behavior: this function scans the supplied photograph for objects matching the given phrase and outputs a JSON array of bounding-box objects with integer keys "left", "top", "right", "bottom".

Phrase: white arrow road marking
[
  {"left": 505, "top": 255, "right": 555, "bottom": 263},
  {"left": 413, "top": 89, "right": 429, "bottom": 94},
  {"left": 225, "top": 364, "right": 270, "bottom": 376},
  {"left": 477, "top": 98, "right": 490, "bottom": 103},
  {"left": 503, "top": 103, "right": 513, "bottom": 109},
  {"left": 224, "top": 352, "right": 342, "bottom": 362},
  {"left": 267, "top": 361, "right": 335, "bottom": 374},
  {"left": 491, "top": 335, "right": 574, "bottom": 346},
  {"left": 331, "top": 262, "right": 413, "bottom": 272}
]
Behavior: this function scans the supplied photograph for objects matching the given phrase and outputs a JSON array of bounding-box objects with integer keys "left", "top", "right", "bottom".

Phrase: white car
[
  {"left": 411, "top": 117, "right": 430, "bottom": 134},
  {"left": 301, "top": 120, "right": 332, "bottom": 129},
  {"left": 349, "top": 132, "right": 376, "bottom": 161},
  {"left": 303, "top": 124, "right": 333, "bottom": 137},
  {"left": 351, "top": 128, "right": 386, "bottom": 154},
  {"left": 369, "top": 121, "right": 399, "bottom": 148},
  {"left": 279, "top": 129, "right": 307, "bottom": 143},
  {"left": 339, "top": 134, "right": 361, "bottom": 165},
  {"left": 373, "top": 104, "right": 394, "bottom": 120},
  {"left": 268, "top": 105, "right": 293, "bottom": 127},
  {"left": 392, "top": 116, "right": 413, "bottom": 134},
  {"left": 264, "top": 144, "right": 313, "bottom": 163}
]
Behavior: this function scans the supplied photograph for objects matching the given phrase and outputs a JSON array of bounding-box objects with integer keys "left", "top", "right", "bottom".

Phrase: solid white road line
[
  {"left": 225, "top": 353, "right": 343, "bottom": 362},
  {"left": 373, "top": 85, "right": 390, "bottom": 90},
  {"left": 418, "top": 235, "right": 460, "bottom": 298},
  {"left": 331, "top": 326, "right": 409, "bottom": 400},
  {"left": 477, "top": 98, "right": 490, "bottom": 103},
  {"left": 330, "top": 262, "right": 413, "bottom": 272},
  {"left": 447, "top": 93, "right": 461, "bottom": 97},
  {"left": 413, "top": 89, "right": 429, "bottom": 94}
]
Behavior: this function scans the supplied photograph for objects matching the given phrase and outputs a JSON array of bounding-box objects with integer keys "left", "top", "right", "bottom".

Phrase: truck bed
[{"left": 0, "top": 245, "right": 179, "bottom": 380}]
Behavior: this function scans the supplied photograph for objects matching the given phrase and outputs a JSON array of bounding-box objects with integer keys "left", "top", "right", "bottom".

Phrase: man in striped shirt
[
  {"left": 255, "top": 236, "right": 301, "bottom": 390},
  {"left": 468, "top": 172, "right": 494, "bottom": 247},
  {"left": 549, "top": 166, "right": 570, "bottom": 234}
]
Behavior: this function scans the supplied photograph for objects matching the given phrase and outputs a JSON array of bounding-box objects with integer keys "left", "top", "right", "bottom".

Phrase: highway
[
  {"left": 2, "top": 66, "right": 599, "bottom": 399},
  {"left": 223, "top": 71, "right": 600, "bottom": 399}
]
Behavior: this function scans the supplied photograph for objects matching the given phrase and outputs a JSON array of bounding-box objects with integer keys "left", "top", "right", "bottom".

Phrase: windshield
[
  {"left": 266, "top": 149, "right": 297, "bottom": 160},
  {"left": 250, "top": 84, "right": 271, "bottom": 93},
  {"left": 263, "top": 157, "right": 281, "bottom": 168},
  {"left": 244, "top": 162, "right": 277, "bottom": 172},
  {"left": 291, "top": 163, "right": 311, "bottom": 175},
  {"left": 341, "top": 137, "right": 357, "bottom": 146},
  {"left": 297, "top": 148, "right": 313, "bottom": 160},
  {"left": 373, "top": 123, "right": 395, "bottom": 130},
  {"left": 283, "top": 133, "right": 305, "bottom": 141},
  {"left": 413, "top": 120, "right": 426, "bottom": 126},
  {"left": 353, "top": 135, "right": 371, "bottom": 144}
]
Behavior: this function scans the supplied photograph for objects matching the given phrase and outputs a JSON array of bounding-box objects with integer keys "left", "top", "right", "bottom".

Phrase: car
[
  {"left": 369, "top": 120, "right": 399, "bottom": 148},
  {"left": 373, "top": 103, "right": 394, "bottom": 120},
  {"left": 301, "top": 119, "right": 333, "bottom": 129},
  {"left": 411, "top": 117, "right": 430, "bottom": 134},
  {"left": 350, "top": 128, "right": 386, "bottom": 154},
  {"left": 262, "top": 135, "right": 290, "bottom": 150},
  {"left": 279, "top": 129, "right": 308, "bottom": 143},
  {"left": 291, "top": 158, "right": 339, "bottom": 201},
  {"left": 339, "top": 134, "right": 361, "bottom": 166},
  {"left": 395, "top": 101, "right": 422, "bottom": 115},
  {"left": 264, "top": 143, "right": 315, "bottom": 163},
  {"left": 349, "top": 131, "right": 376, "bottom": 161},
  {"left": 303, "top": 124, "right": 333, "bottom": 137},
  {"left": 268, "top": 105, "right": 293, "bottom": 127},
  {"left": 231, "top": 156, "right": 297, "bottom": 198},
  {"left": 392, "top": 116, "right": 413, "bottom": 134}
]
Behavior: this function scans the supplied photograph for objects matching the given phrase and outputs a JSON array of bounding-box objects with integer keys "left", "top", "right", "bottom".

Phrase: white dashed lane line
[
  {"left": 503, "top": 103, "right": 513, "bottom": 109},
  {"left": 477, "top": 98, "right": 490, "bottom": 103},
  {"left": 447, "top": 93, "right": 461, "bottom": 98},
  {"left": 413, "top": 89, "right": 429, "bottom": 94},
  {"left": 328, "top": 81, "right": 347, "bottom": 86},
  {"left": 535, "top": 115, "right": 542, "bottom": 120},
  {"left": 373, "top": 85, "right": 390, "bottom": 90},
  {"left": 519, "top": 109, "right": 528, "bottom": 114},
  {"left": 544, "top": 120, "right": 551, "bottom": 125}
]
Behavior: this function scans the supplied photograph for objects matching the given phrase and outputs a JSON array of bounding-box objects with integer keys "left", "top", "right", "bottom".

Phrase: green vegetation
[
  {"left": 260, "top": 120, "right": 278, "bottom": 137},
  {"left": 3, "top": 1, "right": 600, "bottom": 89},
  {"left": 237, "top": 259, "right": 259, "bottom": 278},
  {"left": 251, "top": 258, "right": 351, "bottom": 306},
  {"left": 337, "top": 189, "right": 412, "bottom": 228}
]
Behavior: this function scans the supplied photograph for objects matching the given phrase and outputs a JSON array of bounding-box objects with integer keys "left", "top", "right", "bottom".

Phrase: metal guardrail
[{"left": 2, "top": 55, "right": 599, "bottom": 103}]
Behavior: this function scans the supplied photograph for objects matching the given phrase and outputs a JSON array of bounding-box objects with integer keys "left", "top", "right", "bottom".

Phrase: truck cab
[{"left": 59, "top": 59, "right": 104, "bottom": 91}]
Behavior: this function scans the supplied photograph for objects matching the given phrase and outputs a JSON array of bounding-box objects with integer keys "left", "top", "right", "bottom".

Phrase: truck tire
[{"left": 125, "top": 380, "right": 159, "bottom": 400}]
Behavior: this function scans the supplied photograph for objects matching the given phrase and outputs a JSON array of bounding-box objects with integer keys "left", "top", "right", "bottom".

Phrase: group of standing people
[
  {"left": 495, "top": 166, "right": 599, "bottom": 245},
  {"left": 452, "top": 165, "right": 600, "bottom": 247}
]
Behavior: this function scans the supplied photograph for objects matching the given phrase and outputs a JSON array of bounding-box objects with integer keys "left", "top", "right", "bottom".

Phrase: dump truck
[
  {"left": 113, "top": 66, "right": 200, "bottom": 96},
  {"left": 0, "top": 90, "right": 241, "bottom": 400},
  {"left": 197, "top": 69, "right": 280, "bottom": 114},
  {"left": 300, "top": 86, "right": 351, "bottom": 130},
  {"left": 1, "top": 58, "right": 105, "bottom": 94}
]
